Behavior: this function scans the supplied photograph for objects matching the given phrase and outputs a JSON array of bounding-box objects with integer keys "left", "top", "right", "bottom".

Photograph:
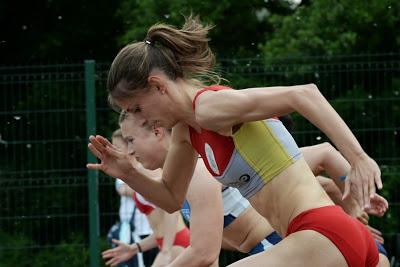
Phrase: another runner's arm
[{"left": 169, "top": 161, "right": 223, "bottom": 267}]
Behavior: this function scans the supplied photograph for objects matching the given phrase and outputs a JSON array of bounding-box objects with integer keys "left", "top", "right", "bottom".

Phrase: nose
[{"left": 127, "top": 142, "right": 135, "bottom": 156}]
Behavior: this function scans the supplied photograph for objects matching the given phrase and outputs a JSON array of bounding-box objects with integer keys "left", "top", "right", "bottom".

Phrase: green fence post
[{"left": 85, "top": 60, "right": 99, "bottom": 267}]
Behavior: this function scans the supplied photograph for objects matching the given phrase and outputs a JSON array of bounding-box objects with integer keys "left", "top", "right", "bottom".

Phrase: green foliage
[
  {"left": 0, "top": 231, "right": 33, "bottom": 267},
  {"left": 261, "top": 0, "right": 400, "bottom": 61},
  {"left": 31, "top": 234, "right": 89, "bottom": 267},
  {"left": 0, "top": 232, "right": 93, "bottom": 267},
  {"left": 115, "top": 0, "right": 290, "bottom": 58}
]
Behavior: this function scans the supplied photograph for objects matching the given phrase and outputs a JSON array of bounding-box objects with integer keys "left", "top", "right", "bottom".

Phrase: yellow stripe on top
[{"left": 232, "top": 120, "right": 296, "bottom": 183}]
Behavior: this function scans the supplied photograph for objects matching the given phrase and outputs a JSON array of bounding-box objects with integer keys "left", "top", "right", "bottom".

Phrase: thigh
[{"left": 227, "top": 230, "right": 348, "bottom": 267}]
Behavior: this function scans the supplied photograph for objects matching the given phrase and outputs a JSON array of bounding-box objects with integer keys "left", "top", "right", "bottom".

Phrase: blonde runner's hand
[
  {"left": 87, "top": 135, "right": 135, "bottom": 180},
  {"left": 342, "top": 195, "right": 369, "bottom": 225},
  {"left": 343, "top": 153, "right": 382, "bottom": 209},
  {"left": 364, "top": 193, "right": 389, "bottom": 217},
  {"left": 366, "top": 225, "right": 384, "bottom": 244},
  {"left": 102, "top": 239, "right": 137, "bottom": 267}
]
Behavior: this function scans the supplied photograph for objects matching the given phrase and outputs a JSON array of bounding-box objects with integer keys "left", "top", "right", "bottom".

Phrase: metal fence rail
[{"left": 0, "top": 53, "right": 399, "bottom": 266}]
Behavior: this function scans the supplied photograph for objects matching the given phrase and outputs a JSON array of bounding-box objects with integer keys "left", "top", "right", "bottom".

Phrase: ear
[
  {"left": 153, "top": 127, "right": 166, "bottom": 139},
  {"left": 148, "top": 74, "right": 167, "bottom": 95}
]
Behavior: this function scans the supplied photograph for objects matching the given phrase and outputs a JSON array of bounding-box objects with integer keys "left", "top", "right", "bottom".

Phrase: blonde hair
[
  {"left": 118, "top": 110, "right": 153, "bottom": 132},
  {"left": 107, "top": 15, "right": 220, "bottom": 106},
  {"left": 111, "top": 128, "right": 124, "bottom": 141}
]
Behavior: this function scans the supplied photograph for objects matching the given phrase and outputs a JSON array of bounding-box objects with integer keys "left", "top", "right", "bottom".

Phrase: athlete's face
[
  {"left": 120, "top": 114, "right": 164, "bottom": 170},
  {"left": 115, "top": 86, "right": 179, "bottom": 129},
  {"left": 111, "top": 136, "right": 127, "bottom": 154}
]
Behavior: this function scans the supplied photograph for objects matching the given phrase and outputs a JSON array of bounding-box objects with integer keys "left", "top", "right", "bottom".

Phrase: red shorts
[
  {"left": 286, "top": 205, "right": 378, "bottom": 267},
  {"left": 156, "top": 227, "right": 190, "bottom": 250}
]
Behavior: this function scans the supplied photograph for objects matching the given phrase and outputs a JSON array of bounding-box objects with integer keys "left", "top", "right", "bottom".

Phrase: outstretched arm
[
  {"left": 301, "top": 143, "right": 349, "bottom": 192},
  {"left": 87, "top": 126, "right": 197, "bottom": 212},
  {"left": 195, "top": 84, "right": 381, "bottom": 208},
  {"left": 301, "top": 143, "right": 388, "bottom": 217}
]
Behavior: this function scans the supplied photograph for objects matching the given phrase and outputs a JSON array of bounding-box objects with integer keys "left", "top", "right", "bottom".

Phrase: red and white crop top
[{"left": 132, "top": 192, "right": 156, "bottom": 215}]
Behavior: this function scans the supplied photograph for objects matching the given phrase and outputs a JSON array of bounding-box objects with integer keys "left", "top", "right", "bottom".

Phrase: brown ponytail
[{"left": 107, "top": 15, "right": 219, "bottom": 105}]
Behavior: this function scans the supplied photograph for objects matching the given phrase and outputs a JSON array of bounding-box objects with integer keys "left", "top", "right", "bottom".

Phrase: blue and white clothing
[
  {"left": 181, "top": 186, "right": 282, "bottom": 254},
  {"left": 181, "top": 187, "right": 249, "bottom": 228}
]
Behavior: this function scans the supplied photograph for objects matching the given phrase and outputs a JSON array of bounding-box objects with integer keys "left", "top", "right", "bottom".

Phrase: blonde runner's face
[{"left": 120, "top": 115, "right": 164, "bottom": 170}]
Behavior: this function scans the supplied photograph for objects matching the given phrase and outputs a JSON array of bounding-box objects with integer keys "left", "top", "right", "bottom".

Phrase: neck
[{"left": 172, "top": 78, "right": 203, "bottom": 130}]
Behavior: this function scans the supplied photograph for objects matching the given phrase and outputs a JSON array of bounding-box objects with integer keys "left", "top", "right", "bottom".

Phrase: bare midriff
[{"left": 249, "top": 158, "right": 334, "bottom": 237}]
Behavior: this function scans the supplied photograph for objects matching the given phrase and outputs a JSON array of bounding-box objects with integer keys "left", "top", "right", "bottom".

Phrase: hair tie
[{"left": 144, "top": 40, "right": 153, "bottom": 46}]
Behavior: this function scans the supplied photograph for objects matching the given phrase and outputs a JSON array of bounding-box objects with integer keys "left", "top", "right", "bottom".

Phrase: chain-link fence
[{"left": 1, "top": 53, "right": 399, "bottom": 266}]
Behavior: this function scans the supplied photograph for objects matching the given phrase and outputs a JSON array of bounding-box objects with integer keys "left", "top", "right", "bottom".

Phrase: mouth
[{"left": 135, "top": 156, "right": 140, "bottom": 162}]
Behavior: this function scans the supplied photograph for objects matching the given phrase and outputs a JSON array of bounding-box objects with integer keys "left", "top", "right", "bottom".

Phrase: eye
[
  {"left": 125, "top": 137, "right": 134, "bottom": 143},
  {"left": 133, "top": 106, "right": 141, "bottom": 114}
]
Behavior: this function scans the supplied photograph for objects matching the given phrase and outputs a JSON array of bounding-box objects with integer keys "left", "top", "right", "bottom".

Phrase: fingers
[
  {"left": 90, "top": 135, "right": 107, "bottom": 154},
  {"left": 111, "top": 239, "right": 123, "bottom": 246},
  {"left": 367, "top": 194, "right": 389, "bottom": 217},
  {"left": 97, "top": 135, "right": 114, "bottom": 147},
  {"left": 102, "top": 249, "right": 115, "bottom": 259},
  {"left": 357, "top": 211, "right": 369, "bottom": 225},
  {"left": 342, "top": 179, "right": 351, "bottom": 200},
  {"left": 102, "top": 246, "right": 118, "bottom": 259},
  {"left": 367, "top": 225, "right": 382, "bottom": 236},
  {"left": 86, "top": 163, "right": 102, "bottom": 170},
  {"left": 374, "top": 194, "right": 389, "bottom": 209},
  {"left": 362, "top": 177, "right": 370, "bottom": 209},
  {"left": 106, "top": 257, "right": 120, "bottom": 267},
  {"left": 362, "top": 212, "right": 369, "bottom": 225},
  {"left": 88, "top": 143, "right": 102, "bottom": 159},
  {"left": 375, "top": 168, "right": 383, "bottom": 190},
  {"left": 374, "top": 235, "right": 384, "bottom": 244},
  {"left": 368, "top": 173, "right": 376, "bottom": 199},
  {"left": 106, "top": 145, "right": 125, "bottom": 158}
]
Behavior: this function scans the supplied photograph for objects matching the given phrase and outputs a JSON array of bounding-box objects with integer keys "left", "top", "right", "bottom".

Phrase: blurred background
[{"left": 0, "top": 0, "right": 399, "bottom": 266}]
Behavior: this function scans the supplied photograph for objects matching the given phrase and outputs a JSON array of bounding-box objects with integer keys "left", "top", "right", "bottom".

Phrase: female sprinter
[
  {"left": 102, "top": 133, "right": 190, "bottom": 267},
  {"left": 89, "top": 16, "right": 382, "bottom": 266},
  {"left": 108, "top": 112, "right": 388, "bottom": 267}
]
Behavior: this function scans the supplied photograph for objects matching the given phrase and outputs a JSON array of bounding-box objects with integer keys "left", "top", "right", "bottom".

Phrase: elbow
[
  {"left": 190, "top": 243, "right": 220, "bottom": 266},
  {"left": 292, "top": 83, "right": 321, "bottom": 108},
  {"left": 320, "top": 142, "right": 335, "bottom": 153},
  {"left": 194, "top": 249, "right": 219, "bottom": 267},
  {"left": 164, "top": 201, "right": 183, "bottom": 214},
  {"left": 304, "top": 83, "right": 320, "bottom": 96},
  {"left": 320, "top": 142, "right": 339, "bottom": 164}
]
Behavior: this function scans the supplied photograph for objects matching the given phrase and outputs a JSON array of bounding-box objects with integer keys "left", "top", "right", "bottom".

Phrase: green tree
[
  {"left": 116, "top": 0, "right": 296, "bottom": 58},
  {"left": 261, "top": 0, "right": 400, "bottom": 61}
]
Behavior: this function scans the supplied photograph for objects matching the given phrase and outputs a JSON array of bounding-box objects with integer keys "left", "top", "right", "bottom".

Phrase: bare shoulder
[
  {"left": 195, "top": 89, "right": 246, "bottom": 115},
  {"left": 194, "top": 89, "right": 250, "bottom": 132}
]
